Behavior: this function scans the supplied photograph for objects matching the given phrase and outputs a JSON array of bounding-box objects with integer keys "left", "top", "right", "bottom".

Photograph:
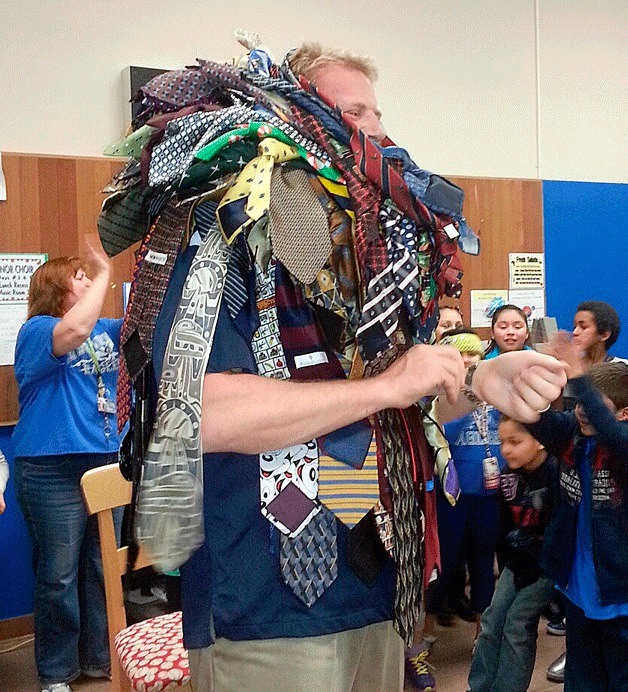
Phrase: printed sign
[
  {"left": 0, "top": 253, "right": 47, "bottom": 365},
  {"left": 509, "top": 253, "right": 545, "bottom": 288}
]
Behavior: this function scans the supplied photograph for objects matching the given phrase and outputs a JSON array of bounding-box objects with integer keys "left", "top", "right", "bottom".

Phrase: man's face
[{"left": 313, "top": 65, "right": 386, "bottom": 142}]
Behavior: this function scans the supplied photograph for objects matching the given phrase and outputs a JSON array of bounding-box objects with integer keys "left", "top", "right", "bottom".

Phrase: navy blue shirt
[{"left": 153, "top": 247, "right": 396, "bottom": 648}]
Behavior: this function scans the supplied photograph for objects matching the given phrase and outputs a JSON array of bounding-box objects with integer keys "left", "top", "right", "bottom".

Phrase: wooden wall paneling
[
  {"left": 447, "top": 177, "right": 543, "bottom": 340},
  {"left": 0, "top": 153, "right": 544, "bottom": 423},
  {"left": 0, "top": 152, "right": 128, "bottom": 424}
]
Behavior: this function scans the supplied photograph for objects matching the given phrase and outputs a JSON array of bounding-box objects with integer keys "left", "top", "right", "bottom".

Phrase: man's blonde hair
[{"left": 288, "top": 42, "right": 377, "bottom": 83}]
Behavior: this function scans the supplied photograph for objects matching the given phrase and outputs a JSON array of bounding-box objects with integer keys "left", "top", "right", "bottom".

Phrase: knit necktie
[
  {"left": 117, "top": 203, "right": 189, "bottom": 431},
  {"left": 269, "top": 167, "right": 331, "bottom": 284}
]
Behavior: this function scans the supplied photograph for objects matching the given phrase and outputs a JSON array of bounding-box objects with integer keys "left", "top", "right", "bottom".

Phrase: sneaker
[
  {"left": 437, "top": 602, "right": 456, "bottom": 627},
  {"left": 41, "top": 684, "right": 72, "bottom": 692},
  {"left": 546, "top": 618, "right": 566, "bottom": 636},
  {"left": 546, "top": 651, "right": 566, "bottom": 682},
  {"left": 451, "top": 594, "right": 476, "bottom": 623},
  {"left": 405, "top": 642, "right": 436, "bottom": 691}
]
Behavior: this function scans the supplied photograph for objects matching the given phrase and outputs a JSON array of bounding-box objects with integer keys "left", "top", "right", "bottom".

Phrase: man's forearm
[
  {"left": 201, "top": 372, "right": 389, "bottom": 454},
  {"left": 201, "top": 343, "right": 467, "bottom": 454}
]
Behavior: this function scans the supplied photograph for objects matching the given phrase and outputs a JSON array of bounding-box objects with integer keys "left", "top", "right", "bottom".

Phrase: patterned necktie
[
  {"left": 117, "top": 203, "right": 189, "bottom": 431},
  {"left": 377, "top": 408, "right": 423, "bottom": 646},
  {"left": 269, "top": 167, "right": 331, "bottom": 284},
  {"left": 135, "top": 221, "right": 230, "bottom": 571},
  {"left": 216, "top": 138, "right": 299, "bottom": 244},
  {"left": 251, "top": 259, "right": 337, "bottom": 607}
]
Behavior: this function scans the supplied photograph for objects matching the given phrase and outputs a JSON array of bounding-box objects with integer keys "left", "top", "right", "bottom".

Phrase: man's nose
[{"left": 361, "top": 112, "right": 386, "bottom": 142}]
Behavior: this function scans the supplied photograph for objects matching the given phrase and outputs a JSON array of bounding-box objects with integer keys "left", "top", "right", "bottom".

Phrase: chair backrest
[{"left": 81, "top": 463, "right": 153, "bottom": 689}]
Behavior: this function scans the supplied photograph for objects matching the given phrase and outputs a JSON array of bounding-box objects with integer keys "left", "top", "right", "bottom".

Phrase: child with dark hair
[
  {"left": 528, "top": 334, "right": 628, "bottom": 691},
  {"left": 484, "top": 305, "right": 532, "bottom": 359},
  {"left": 573, "top": 300, "right": 624, "bottom": 366},
  {"left": 468, "top": 416, "right": 558, "bottom": 691}
]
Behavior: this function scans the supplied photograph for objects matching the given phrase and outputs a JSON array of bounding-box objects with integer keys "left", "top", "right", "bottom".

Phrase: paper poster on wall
[
  {"left": 0, "top": 254, "right": 48, "bottom": 303},
  {"left": 0, "top": 303, "right": 29, "bottom": 366},
  {"left": 470, "top": 289, "right": 509, "bottom": 328},
  {"left": 509, "top": 253, "right": 545, "bottom": 288},
  {"left": 0, "top": 253, "right": 47, "bottom": 365},
  {"left": 508, "top": 288, "right": 546, "bottom": 321}
]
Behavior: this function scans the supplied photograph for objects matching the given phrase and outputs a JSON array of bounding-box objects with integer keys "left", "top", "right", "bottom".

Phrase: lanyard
[
  {"left": 471, "top": 404, "right": 493, "bottom": 459},
  {"left": 85, "top": 337, "right": 111, "bottom": 438}
]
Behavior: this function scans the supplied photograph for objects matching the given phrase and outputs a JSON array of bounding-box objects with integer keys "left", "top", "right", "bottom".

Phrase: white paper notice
[
  {"left": 508, "top": 288, "right": 546, "bottom": 321},
  {"left": 0, "top": 303, "right": 28, "bottom": 365},
  {"left": 509, "top": 253, "right": 545, "bottom": 288},
  {"left": 470, "top": 289, "right": 509, "bottom": 328},
  {"left": 0, "top": 254, "right": 47, "bottom": 365},
  {"left": 0, "top": 152, "right": 6, "bottom": 201}
]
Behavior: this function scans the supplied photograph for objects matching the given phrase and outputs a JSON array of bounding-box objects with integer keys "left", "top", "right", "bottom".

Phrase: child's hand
[
  {"left": 545, "top": 331, "right": 586, "bottom": 379},
  {"left": 0, "top": 491, "right": 5, "bottom": 515}
]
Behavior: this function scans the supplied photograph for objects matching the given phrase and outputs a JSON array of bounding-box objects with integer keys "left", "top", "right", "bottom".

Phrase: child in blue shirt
[{"left": 527, "top": 336, "right": 628, "bottom": 691}]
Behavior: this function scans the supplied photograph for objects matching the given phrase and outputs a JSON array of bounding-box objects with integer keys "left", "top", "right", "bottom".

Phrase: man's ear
[
  {"left": 617, "top": 406, "right": 628, "bottom": 421},
  {"left": 599, "top": 329, "right": 612, "bottom": 345}
]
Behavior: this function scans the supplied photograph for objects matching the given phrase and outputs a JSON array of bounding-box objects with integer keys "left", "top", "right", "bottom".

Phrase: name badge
[
  {"left": 294, "top": 351, "right": 329, "bottom": 369},
  {"left": 483, "top": 456, "right": 500, "bottom": 490},
  {"left": 98, "top": 397, "right": 117, "bottom": 414}
]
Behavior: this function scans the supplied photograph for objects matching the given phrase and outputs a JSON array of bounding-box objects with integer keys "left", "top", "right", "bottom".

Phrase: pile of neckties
[{"left": 99, "top": 37, "right": 478, "bottom": 645}]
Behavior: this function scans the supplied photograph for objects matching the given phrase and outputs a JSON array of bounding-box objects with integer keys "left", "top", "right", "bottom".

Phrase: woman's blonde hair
[{"left": 288, "top": 42, "right": 377, "bottom": 83}]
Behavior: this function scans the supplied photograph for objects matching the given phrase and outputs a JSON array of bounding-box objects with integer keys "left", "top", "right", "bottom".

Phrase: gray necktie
[
  {"left": 269, "top": 167, "right": 331, "bottom": 284},
  {"left": 135, "top": 220, "right": 229, "bottom": 572}
]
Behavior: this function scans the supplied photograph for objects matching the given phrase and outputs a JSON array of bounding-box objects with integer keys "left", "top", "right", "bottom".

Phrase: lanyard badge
[
  {"left": 472, "top": 405, "right": 500, "bottom": 490},
  {"left": 86, "top": 338, "right": 113, "bottom": 438}
]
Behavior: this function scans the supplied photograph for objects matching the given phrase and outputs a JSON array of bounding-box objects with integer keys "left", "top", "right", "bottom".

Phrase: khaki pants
[{"left": 188, "top": 620, "right": 403, "bottom": 692}]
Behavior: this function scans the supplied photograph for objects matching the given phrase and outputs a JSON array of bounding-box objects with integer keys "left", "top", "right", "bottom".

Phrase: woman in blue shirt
[{"left": 12, "top": 235, "right": 121, "bottom": 692}]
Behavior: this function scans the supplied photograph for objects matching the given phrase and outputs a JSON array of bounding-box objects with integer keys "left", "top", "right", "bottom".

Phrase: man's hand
[
  {"left": 375, "top": 344, "right": 466, "bottom": 408},
  {"left": 544, "top": 331, "right": 586, "bottom": 379},
  {"left": 473, "top": 351, "right": 568, "bottom": 423}
]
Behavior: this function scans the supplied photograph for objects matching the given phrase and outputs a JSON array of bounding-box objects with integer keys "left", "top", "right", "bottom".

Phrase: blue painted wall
[
  {"left": 544, "top": 181, "right": 628, "bottom": 357},
  {"left": 0, "top": 425, "right": 35, "bottom": 621}
]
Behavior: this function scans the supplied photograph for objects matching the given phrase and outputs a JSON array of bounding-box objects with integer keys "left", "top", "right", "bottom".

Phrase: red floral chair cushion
[{"left": 115, "top": 610, "right": 190, "bottom": 691}]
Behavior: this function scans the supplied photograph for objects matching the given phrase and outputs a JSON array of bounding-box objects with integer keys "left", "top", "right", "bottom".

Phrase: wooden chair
[{"left": 81, "top": 464, "right": 191, "bottom": 691}]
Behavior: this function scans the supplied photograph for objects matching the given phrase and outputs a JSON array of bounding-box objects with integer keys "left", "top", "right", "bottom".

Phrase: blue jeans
[
  {"left": 468, "top": 566, "right": 555, "bottom": 692},
  {"left": 427, "top": 493, "right": 500, "bottom": 615},
  {"left": 564, "top": 599, "right": 628, "bottom": 691},
  {"left": 15, "top": 453, "right": 118, "bottom": 686}
]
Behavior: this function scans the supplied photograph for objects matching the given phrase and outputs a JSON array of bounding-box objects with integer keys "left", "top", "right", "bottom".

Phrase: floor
[{"left": 0, "top": 618, "right": 564, "bottom": 691}]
